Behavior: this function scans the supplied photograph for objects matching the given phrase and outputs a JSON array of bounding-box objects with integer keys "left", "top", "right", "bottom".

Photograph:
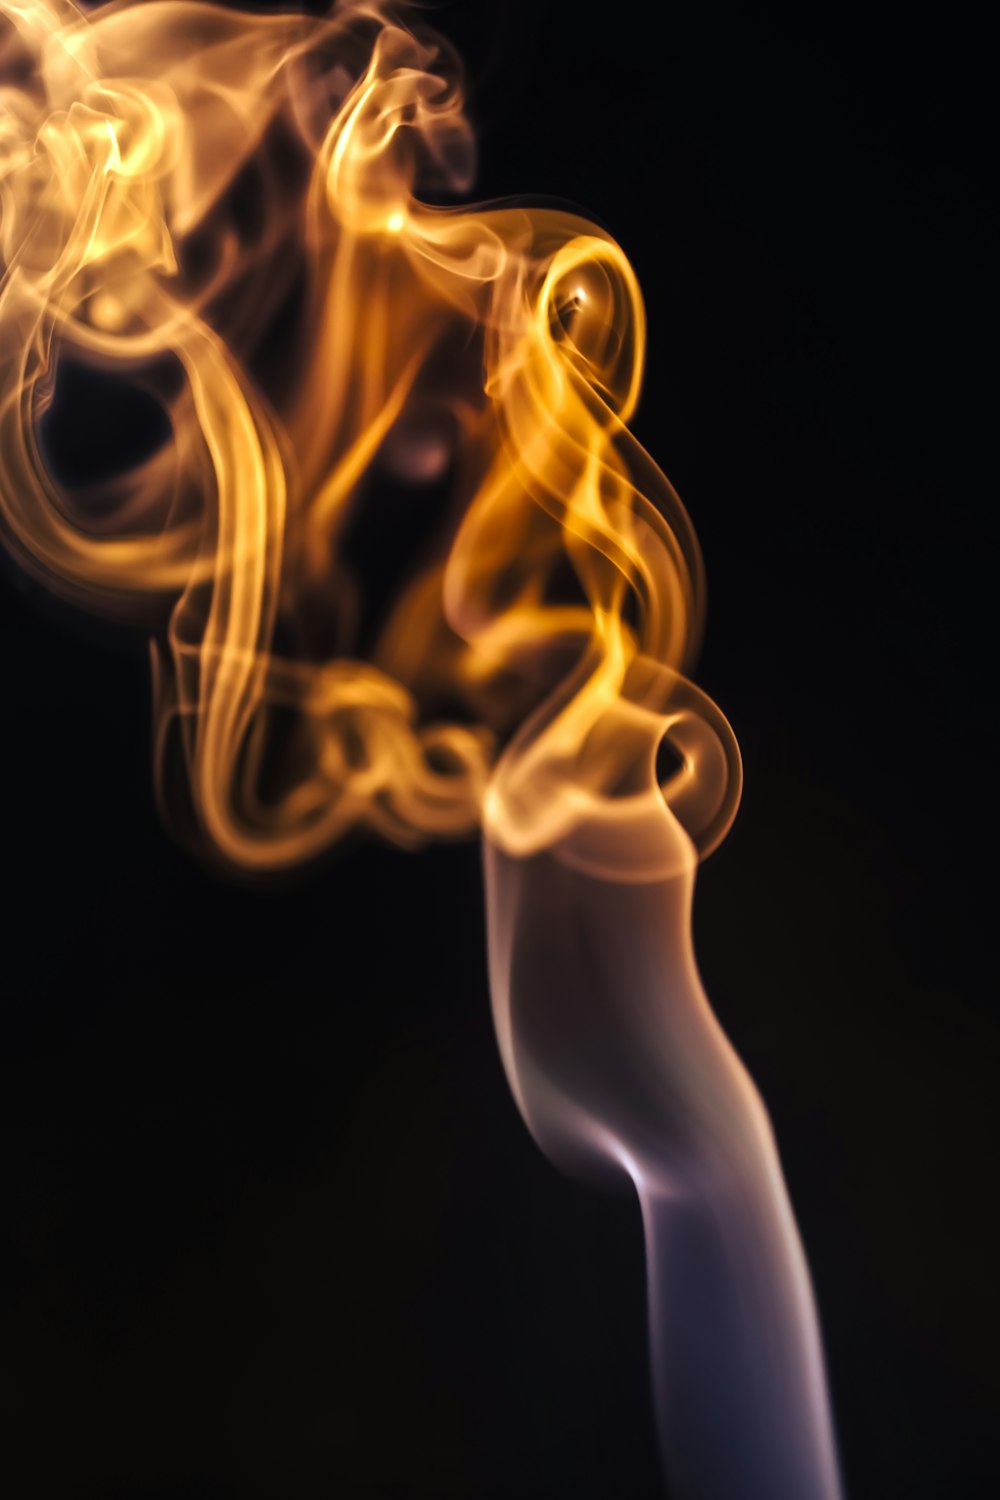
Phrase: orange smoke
[
  {"left": 0, "top": 0, "right": 740, "bottom": 876},
  {"left": 1, "top": 5, "right": 844, "bottom": 1496}
]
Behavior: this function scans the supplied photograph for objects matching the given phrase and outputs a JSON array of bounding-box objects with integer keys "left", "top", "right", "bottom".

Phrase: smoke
[
  {"left": 486, "top": 829, "right": 842, "bottom": 1497},
  {"left": 0, "top": 2, "right": 842, "bottom": 1493}
]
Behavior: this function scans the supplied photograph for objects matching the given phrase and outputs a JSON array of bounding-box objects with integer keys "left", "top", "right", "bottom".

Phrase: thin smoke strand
[
  {"left": 486, "top": 835, "right": 843, "bottom": 1498},
  {"left": 0, "top": 2, "right": 842, "bottom": 1493}
]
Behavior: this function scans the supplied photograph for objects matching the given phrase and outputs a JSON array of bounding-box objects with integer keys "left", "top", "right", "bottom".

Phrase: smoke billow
[{"left": 0, "top": 2, "right": 842, "bottom": 1493}]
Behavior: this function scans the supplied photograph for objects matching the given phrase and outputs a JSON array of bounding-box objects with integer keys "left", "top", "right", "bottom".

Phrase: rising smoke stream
[{"left": 0, "top": 4, "right": 842, "bottom": 1494}]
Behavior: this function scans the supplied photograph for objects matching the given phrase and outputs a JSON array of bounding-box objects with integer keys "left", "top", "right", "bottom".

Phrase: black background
[{"left": 2, "top": 2, "right": 996, "bottom": 1496}]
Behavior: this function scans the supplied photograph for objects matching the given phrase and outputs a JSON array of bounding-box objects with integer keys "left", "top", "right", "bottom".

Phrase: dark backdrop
[{"left": 2, "top": 2, "right": 995, "bottom": 1496}]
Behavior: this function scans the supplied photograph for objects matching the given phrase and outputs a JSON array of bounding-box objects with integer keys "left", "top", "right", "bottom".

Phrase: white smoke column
[{"left": 484, "top": 723, "right": 844, "bottom": 1498}]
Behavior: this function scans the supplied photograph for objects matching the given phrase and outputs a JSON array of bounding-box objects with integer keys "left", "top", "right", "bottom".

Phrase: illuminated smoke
[{"left": 0, "top": 2, "right": 842, "bottom": 1493}]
